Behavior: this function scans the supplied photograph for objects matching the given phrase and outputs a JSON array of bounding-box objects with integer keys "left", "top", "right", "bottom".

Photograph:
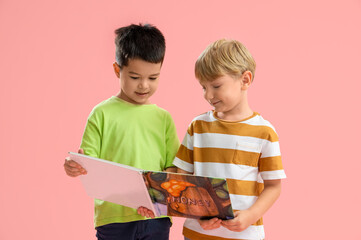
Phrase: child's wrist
[{"left": 234, "top": 209, "right": 258, "bottom": 224}]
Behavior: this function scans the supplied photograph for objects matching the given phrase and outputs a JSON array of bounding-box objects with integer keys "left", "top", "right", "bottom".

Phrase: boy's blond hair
[{"left": 195, "top": 39, "right": 256, "bottom": 82}]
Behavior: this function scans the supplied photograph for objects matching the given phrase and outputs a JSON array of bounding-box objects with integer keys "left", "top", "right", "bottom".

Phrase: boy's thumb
[{"left": 78, "top": 148, "right": 84, "bottom": 154}]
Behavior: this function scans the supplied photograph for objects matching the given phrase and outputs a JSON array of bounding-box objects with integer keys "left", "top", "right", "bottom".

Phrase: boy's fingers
[
  {"left": 66, "top": 169, "right": 86, "bottom": 177},
  {"left": 65, "top": 168, "right": 80, "bottom": 175},
  {"left": 221, "top": 222, "right": 232, "bottom": 228},
  {"left": 65, "top": 158, "right": 81, "bottom": 168},
  {"left": 64, "top": 164, "right": 87, "bottom": 175},
  {"left": 138, "top": 207, "right": 143, "bottom": 214},
  {"left": 147, "top": 210, "right": 155, "bottom": 218},
  {"left": 211, "top": 219, "right": 222, "bottom": 227},
  {"left": 206, "top": 218, "right": 219, "bottom": 225},
  {"left": 78, "top": 148, "right": 84, "bottom": 154},
  {"left": 221, "top": 219, "right": 233, "bottom": 225},
  {"left": 198, "top": 218, "right": 221, "bottom": 230},
  {"left": 64, "top": 158, "right": 86, "bottom": 177},
  {"left": 64, "top": 163, "right": 79, "bottom": 172},
  {"left": 137, "top": 207, "right": 155, "bottom": 218},
  {"left": 67, "top": 173, "right": 79, "bottom": 177},
  {"left": 211, "top": 218, "right": 219, "bottom": 223},
  {"left": 222, "top": 216, "right": 239, "bottom": 226},
  {"left": 65, "top": 160, "right": 85, "bottom": 170},
  {"left": 65, "top": 170, "right": 80, "bottom": 177},
  {"left": 137, "top": 207, "right": 146, "bottom": 216},
  {"left": 65, "top": 159, "right": 76, "bottom": 166}
]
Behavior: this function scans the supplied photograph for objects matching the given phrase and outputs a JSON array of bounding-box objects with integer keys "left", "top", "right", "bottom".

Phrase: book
[{"left": 69, "top": 152, "right": 234, "bottom": 220}]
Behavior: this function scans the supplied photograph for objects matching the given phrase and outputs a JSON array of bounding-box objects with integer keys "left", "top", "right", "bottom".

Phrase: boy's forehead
[
  {"left": 198, "top": 76, "right": 225, "bottom": 84},
  {"left": 125, "top": 58, "right": 162, "bottom": 74},
  {"left": 198, "top": 79, "right": 216, "bottom": 87}
]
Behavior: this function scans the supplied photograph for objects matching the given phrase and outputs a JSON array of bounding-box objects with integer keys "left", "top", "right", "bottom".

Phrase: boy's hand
[
  {"left": 197, "top": 218, "right": 222, "bottom": 230},
  {"left": 63, "top": 149, "right": 87, "bottom": 177},
  {"left": 137, "top": 206, "right": 155, "bottom": 218},
  {"left": 164, "top": 166, "right": 177, "bottom": 173},
  {"left": 222, "top": 180, "right": 282, "bottom": 232},
  {"left": 221, "top": 210, "right": 254, "bottom": 232}
]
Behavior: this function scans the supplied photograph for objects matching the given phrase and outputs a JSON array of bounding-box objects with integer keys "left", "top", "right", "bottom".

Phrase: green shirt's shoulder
[
  {"left": 152, "top": 105, "right": 172, "bottom": 117},
  {"left": 87, "top": 96, "right": 124, "bottom": 119},
  {"left": 90, "top": 97, "right": 117, "bottom": 111},
  {"left": 152, "top": 106, "right": 177, "bottom": 130}
]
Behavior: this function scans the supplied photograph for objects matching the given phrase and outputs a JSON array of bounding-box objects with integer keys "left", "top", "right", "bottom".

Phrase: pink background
[{"left": 1, "top": 0, "right": 360, "bottom": 239}]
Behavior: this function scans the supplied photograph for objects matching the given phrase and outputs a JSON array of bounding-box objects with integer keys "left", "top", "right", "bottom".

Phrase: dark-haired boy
[{"left": 63, "top": 24, "right": 179, "bottom": 240}]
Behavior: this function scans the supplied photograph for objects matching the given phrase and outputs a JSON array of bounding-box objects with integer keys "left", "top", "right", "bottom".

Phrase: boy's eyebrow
[
  {"left": 201, "top": 79, "right": 220, "bottom": 85},
  {"left": 128, "top": 71, "right": 160, "bottom": 76},
  {"left": 128, "top": 71, "right": 141, "bottom": 75},
  {"left": 149, "top": 73, "right": 160, "bottom": 76},
  {"left": 210, "top": 79, "right": 223, "bottom": 84}
]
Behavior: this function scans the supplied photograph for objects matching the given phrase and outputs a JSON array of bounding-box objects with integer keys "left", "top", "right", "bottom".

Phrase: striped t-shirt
[{"left": 173, "top": 111, "right": 286, "bottom": 240}]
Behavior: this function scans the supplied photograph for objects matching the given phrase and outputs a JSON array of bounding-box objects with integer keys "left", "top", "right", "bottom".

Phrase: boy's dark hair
[{"left": 114, "top": 23, "right": 166, "bottom": 68}]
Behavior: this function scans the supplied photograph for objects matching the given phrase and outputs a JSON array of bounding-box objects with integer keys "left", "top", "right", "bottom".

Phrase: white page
[{"left": 68, "top": 152, "right": 156, "bottom": 214}]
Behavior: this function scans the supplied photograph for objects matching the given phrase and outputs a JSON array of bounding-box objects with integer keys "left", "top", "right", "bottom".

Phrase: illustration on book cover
[{"left": 143, "top": 172, "right": 234, "bottom": 220}]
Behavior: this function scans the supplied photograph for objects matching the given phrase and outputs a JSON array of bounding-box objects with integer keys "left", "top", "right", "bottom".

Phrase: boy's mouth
[
  {"left": 135, "top": 92, "right": 149, "bottom": 96},
  {"left": 211, "top": 101, "right": 221, "bottom": 106}
]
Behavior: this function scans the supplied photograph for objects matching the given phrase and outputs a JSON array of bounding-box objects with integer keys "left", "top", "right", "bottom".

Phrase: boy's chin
[{"left": 132, "top": 97, "right": 151, "bottom": 105}]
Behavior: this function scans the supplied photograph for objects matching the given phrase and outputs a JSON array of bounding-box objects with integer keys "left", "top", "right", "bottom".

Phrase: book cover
[
  {"left": 144, "top": 171, "right": 234, "bottom": 220},
  {"left": 68, "top": 152, "right": 234, "bottom": 220}
]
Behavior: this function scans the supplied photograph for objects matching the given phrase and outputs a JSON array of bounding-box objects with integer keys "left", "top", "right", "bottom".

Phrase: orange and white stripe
[{"left": 173, "top": 111, "right": 286, "bottom": 240}]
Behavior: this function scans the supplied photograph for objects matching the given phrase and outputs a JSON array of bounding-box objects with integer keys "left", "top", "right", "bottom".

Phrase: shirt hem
[
  {"left": 183, "top": 227, "right": 252, "bottom": 240},
  {"left": 95, "top": 215, "right": 171, "bottom": 228}
]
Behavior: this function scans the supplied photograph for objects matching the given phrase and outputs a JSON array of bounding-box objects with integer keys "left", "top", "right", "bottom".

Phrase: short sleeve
[
  {"left": 259, "top": 128, "right": 286, "bottom": 180},
  {"left": 173, "top": 123, "right": 195, "bottom": 173},
  {"left": 80, "top": 108, "right": 103, "bottom": 158}
]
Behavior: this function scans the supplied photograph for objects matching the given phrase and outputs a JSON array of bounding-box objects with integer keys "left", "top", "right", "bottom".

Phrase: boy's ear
[
  {"left": 113, "top": 62, "right": 121, "bottom": 78},
  {"left": 241, "top": 71, "right": 253, "bottom": 90}
]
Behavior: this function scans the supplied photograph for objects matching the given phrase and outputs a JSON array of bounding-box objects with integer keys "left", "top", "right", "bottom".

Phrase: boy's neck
[
  {"left": 116, "top": 91, "right": 152, "bottom": 105},
  {"left": 216, "top": 108, "right": 254, "bottom": 122},
  {"left": 216, "top": 95, "right": 253, "bottom": 122}
]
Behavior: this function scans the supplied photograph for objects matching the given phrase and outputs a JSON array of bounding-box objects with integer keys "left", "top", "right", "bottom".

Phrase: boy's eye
[
  {"left": 130, "top": 76, "right": 139, "bottom": 80},
  {"left": 213, "top": 85, "right": 221, "bottom": 89},
  {"left": 149, "top": 77, "right": 157, "bottom": 81}
]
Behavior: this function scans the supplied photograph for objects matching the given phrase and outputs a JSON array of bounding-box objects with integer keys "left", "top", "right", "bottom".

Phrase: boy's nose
[
  {"left": 138, "top": 80, "right": 148, "bottom": 89},
  {"left": 204, "top": 90, "right": 213, "bottom": 101}
]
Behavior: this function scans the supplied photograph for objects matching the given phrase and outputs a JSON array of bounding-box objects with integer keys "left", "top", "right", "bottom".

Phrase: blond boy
[{"left": 173, "top": 39, "right": 286, "bottom": 240}]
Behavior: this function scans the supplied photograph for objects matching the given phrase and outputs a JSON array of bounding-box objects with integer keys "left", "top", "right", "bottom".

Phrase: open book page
[
  {"left": 68, "top": 152, "right": 156, "bottom": 213},
  {"left": 144, "top": 171, "right": 234, "bottom": 220}
]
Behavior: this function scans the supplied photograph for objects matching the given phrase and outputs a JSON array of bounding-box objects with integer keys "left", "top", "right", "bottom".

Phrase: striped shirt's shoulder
[
  {"left": 190, "top": 111, "right": 215, "bottom": 123},
  {"left": 241, "top": 113, "right": 279, "bottom": 142},
  {"left": 187, "top": 111, "right": 215, "bottom": 134},
  {"left": 243, "top": 113, "right": 276, "bottom": 130}
]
